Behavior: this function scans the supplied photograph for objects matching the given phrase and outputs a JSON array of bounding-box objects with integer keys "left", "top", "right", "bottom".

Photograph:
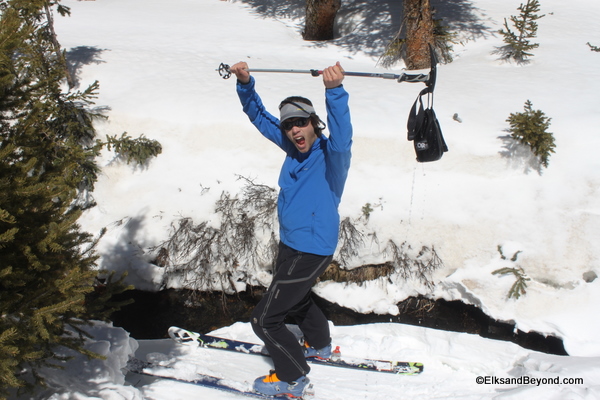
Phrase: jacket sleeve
[
  {"left": 324, "top": 85, "right": 353, "bottom": 197},
  {"left": 325, "top": 85, "right": 352, "bottom": 153},
  {"left": 236, "top": 76, "right": 294, "bottom": 153}
]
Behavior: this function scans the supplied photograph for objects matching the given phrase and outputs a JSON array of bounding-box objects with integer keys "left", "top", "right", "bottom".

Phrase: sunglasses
[{"left": 281, "top": 117, "right": 310, "bottom": 131}]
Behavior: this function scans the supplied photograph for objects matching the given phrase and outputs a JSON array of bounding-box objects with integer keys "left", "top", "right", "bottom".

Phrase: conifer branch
[
  {"left": 587, "top": 42, "right": 600, "bottom": 52},
  {"left": 492, "top": 266, "right": 531, "bottom": 299}
]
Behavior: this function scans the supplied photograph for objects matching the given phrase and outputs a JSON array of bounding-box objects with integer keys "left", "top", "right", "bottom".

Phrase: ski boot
[
  {"left": 303, "top": 341, "right": 332, "bottom": 360},
  {"left": 253, "top": 370, "right": 313, "bottom": 399}
]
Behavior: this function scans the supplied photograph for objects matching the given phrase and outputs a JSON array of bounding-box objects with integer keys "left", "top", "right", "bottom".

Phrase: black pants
[{"left": 251, "top": 242, "right": 332, "bottom": 382}]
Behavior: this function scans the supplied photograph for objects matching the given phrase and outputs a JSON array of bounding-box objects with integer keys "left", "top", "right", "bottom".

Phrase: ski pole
[{"left": 216, "top": 63, "right": 430, "bottom": 84}]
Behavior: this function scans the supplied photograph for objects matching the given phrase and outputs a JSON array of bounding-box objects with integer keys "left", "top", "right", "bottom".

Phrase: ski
[
  {"left": 126, "top": 357, "right": 314, "bottom": 399},
  {"left": 168, "top": 326, "right": 424, "bottom": 375}
]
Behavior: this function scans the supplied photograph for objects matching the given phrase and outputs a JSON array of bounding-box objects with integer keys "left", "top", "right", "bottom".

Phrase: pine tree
[
  {"left": 494, "top": 0, "right": 545, "bottom": 64},
  {"left": 506, "top": 100, "right": 555, "bottom": 168},
  {"left": 0, "top": 0, "right": 155, "bottom": 396}
]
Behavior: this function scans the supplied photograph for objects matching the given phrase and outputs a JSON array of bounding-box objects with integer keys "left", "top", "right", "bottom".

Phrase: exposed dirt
[{"left": 110, "top": 288, "right": 567, "bottom": 356}]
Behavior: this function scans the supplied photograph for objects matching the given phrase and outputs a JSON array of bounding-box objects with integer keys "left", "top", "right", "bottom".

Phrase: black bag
[{"left": 407, "top": 87, "right": 448, "bottom": 162}]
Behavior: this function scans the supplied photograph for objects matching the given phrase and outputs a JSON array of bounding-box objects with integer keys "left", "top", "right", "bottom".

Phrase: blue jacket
[{"left": 237, "top": 76, "right": 353, "bottom": 256}]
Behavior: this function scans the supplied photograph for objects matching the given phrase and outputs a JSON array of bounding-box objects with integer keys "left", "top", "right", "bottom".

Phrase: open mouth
[{"left": 294, "top": 136, "right": 306, "bottom": 147}]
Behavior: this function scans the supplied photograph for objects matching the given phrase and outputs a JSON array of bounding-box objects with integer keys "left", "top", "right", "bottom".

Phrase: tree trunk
[
  {"left": 404, "top": 0, "right": 434, "bottom": 70},
  {"left": 303, "top": 0, "right": 341, "bottom": 41},
  {"left": 44, "top": 2, "right": 75, "bottom": 89}
]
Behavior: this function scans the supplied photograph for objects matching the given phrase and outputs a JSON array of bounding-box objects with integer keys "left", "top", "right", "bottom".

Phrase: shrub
[{"left": 506, "top": 100, "right": 555, "bottom": 169}]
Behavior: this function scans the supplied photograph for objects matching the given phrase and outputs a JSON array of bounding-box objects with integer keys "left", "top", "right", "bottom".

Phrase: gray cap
[{"left": 279, "top": 102, "right": 315, "bottom": 122}]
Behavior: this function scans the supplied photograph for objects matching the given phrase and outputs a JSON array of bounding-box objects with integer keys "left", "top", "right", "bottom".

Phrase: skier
[{"left": 229, "top": 60, "right": 352, "bottom": 398}]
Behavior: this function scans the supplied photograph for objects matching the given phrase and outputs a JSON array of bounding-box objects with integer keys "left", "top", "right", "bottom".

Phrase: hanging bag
[{"left": 407, "top": 86, "right": 448, "bottom": 162}]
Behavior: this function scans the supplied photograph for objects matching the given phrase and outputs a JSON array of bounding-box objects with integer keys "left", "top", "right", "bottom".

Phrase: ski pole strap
[{"left": 407, "top": 87, "right": 433, "bottom": 141}]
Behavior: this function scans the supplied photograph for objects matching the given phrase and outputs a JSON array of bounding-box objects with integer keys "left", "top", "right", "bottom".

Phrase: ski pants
[{"left": 251, "top": 242, "right": 332, "bottom": 382}]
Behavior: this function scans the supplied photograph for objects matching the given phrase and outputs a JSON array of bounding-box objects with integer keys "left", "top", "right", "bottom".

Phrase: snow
[
  {"left": 23, "top": 321, "right": 600, "bottom": 400},
  {"left": 17, "top": 0, "right": 600, "bottom": 398}
]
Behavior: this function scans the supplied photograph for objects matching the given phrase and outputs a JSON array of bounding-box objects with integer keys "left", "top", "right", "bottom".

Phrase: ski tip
[{"left": 168, "top": 326, "right": 200, "bottom": 345}]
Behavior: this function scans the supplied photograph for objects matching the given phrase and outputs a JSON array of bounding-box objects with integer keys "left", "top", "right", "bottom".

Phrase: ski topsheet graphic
[{"left": 168, "top": 326, "right": 424, "bottom": 375}]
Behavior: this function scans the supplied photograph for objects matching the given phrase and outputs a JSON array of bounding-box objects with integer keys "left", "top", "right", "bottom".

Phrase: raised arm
[
  {"left": 324, "top": 62, "right": 352, "bottom": 154},
  {"left": 232, "top": 62, "right": 293, "bottom": 152}
]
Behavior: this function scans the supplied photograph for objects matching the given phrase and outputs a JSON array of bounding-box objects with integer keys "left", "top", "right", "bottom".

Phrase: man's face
[{"left": 283, "top": 117, "right": 318, "bottom": 153}]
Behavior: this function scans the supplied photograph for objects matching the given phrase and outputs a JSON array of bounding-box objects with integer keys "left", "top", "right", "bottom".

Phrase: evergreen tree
[
  {"left": 506, "top": 100, "right": 555, "bottom": 169},
  {"left": 494, "top": 0, "right": 545, "bottom": 64},
  {"left": 0, "top": 0, "right": 158, "bottom": 396}
]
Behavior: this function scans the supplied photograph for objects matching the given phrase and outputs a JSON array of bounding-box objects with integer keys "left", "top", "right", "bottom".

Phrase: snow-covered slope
[
  {"left": 34, "top": 0, "right": 600, "bottom": 397},
  {"left": 27, "top": 321, "right": 600, "bottom": 400}
]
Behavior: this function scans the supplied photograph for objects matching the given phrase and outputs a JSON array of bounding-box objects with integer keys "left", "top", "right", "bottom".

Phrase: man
[{"left": 229, "top": 61, "right": 352, "bottom": 398}]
